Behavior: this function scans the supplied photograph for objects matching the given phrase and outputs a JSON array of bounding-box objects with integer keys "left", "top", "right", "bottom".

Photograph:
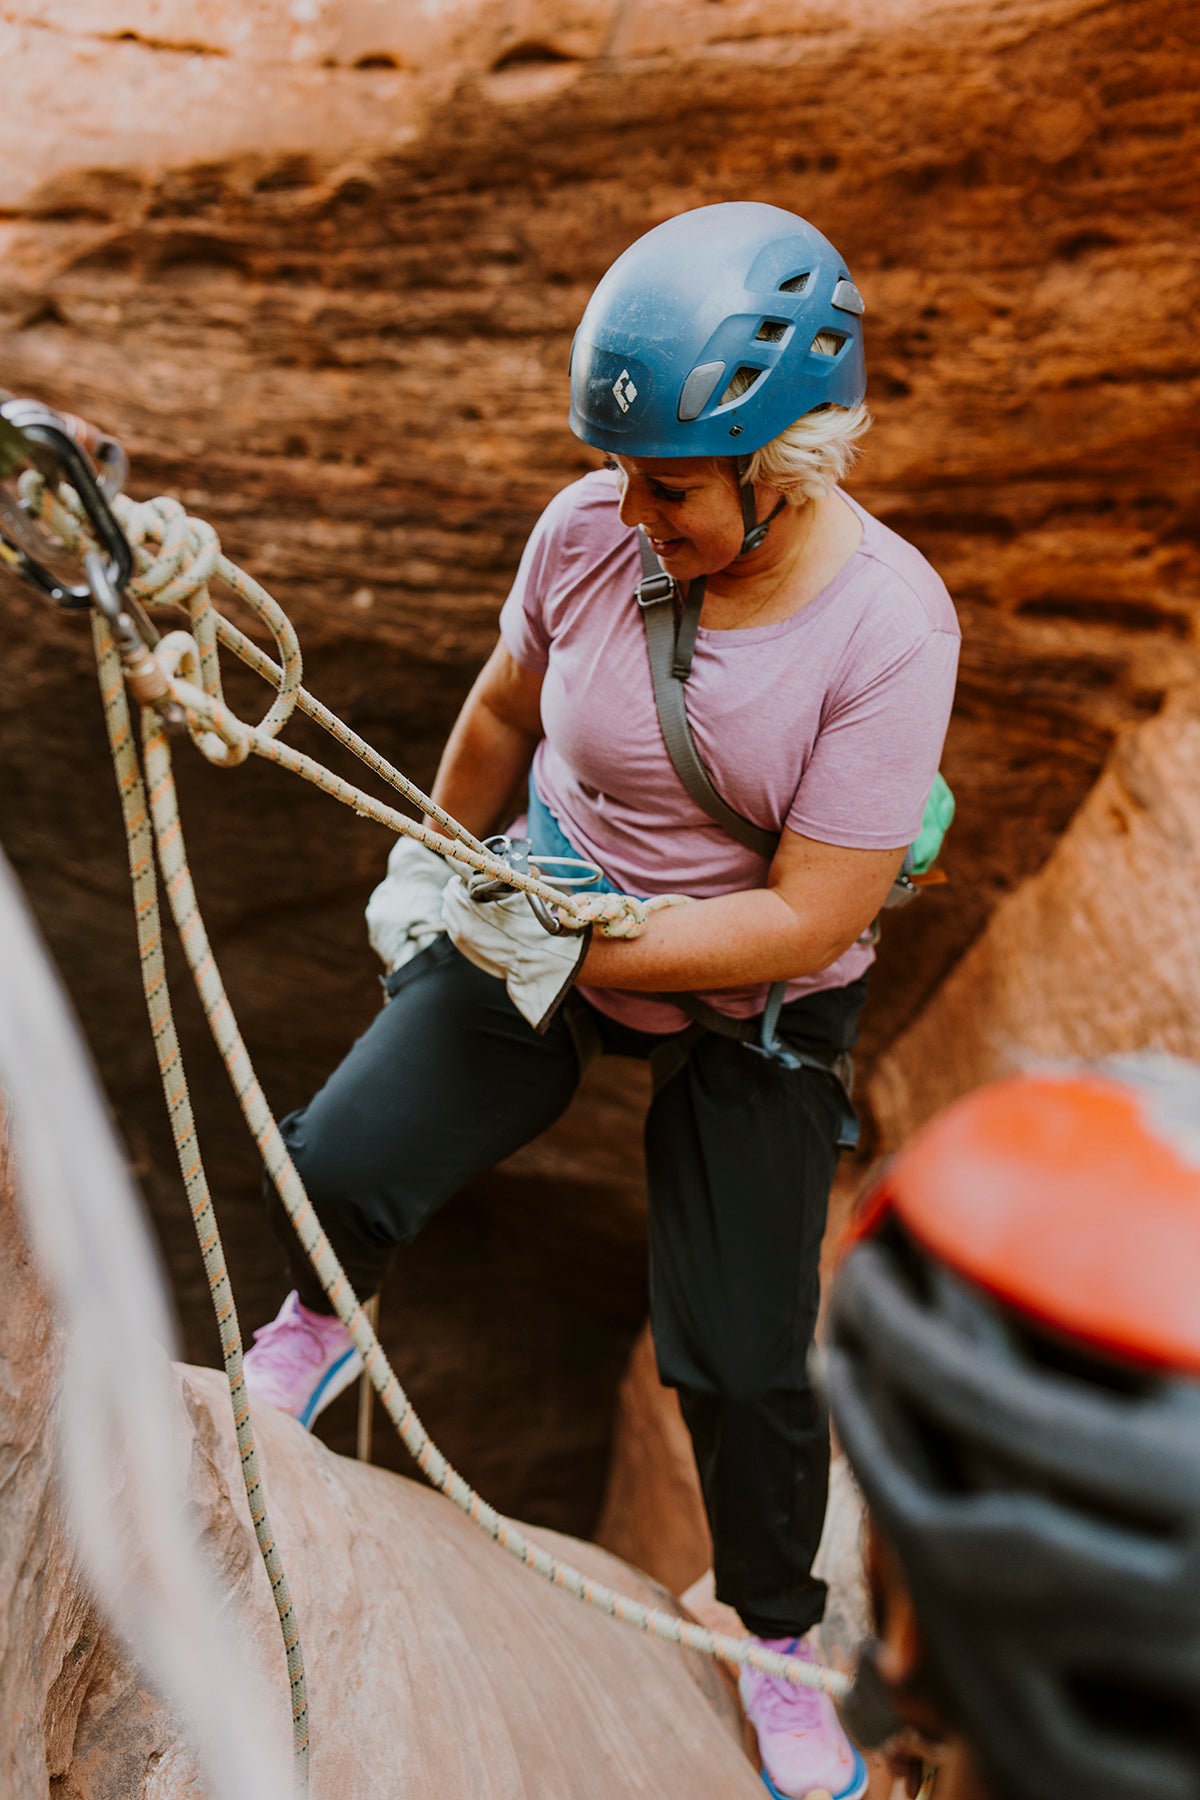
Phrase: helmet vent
[
  {"left": 811, "top": 331, "right": 848, "bottom": 357},
  {"left": 778, "top": 272, "right": 811, "bottom": 293},
  {"left": 719, "top": 366, "right": 765, "bottom": 406},
  {"left": 755, "top": 320, "right": 789, "bottom": 343}
]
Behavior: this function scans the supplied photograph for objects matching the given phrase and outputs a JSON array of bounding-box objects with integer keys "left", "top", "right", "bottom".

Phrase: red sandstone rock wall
[
  {"left": 2, "top": 0, "right": 1197, "bottom": 1532},
  {"left": 870, "top": 678, "right": 1200, "bottom": 1143}
]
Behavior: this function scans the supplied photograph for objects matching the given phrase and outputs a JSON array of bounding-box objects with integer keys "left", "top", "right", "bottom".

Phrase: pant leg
[
  {"left": 643, "top": 985, "right": 864, "bottom": 1640},
  {"left": 264, "top": 937, "right": 583, "bottom": 1312}
]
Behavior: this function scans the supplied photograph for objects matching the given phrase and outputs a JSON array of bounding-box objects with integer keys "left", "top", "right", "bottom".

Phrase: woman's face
[{"left": 609, "top": 455, "right": 753, "bottom": 582}]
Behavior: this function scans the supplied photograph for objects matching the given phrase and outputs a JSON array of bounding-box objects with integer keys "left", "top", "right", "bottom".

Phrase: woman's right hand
[{"left": 365, "top": 835, "right": 458, "bottom": 973}]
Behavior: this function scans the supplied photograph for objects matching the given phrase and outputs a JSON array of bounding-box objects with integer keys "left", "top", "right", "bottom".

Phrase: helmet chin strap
[{"left": 735, "top": 456, "right": 787, "bottom": 555}]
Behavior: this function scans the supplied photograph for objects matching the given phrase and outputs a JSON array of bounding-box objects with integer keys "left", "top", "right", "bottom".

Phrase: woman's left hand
[{"left": 441, "top": 877, "right": 592, "bottom": 1031}]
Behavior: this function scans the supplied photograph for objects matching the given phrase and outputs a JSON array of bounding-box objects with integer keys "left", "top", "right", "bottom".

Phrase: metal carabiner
[
  {"left": 525, "top": 852, "right": 602, "bottom": 936},
  {"left": 468, "top": 834, "right": 534, "bottom": 901},
  {"left": 526, "top": 890, "right": 566, "bottom": 936},
  {"left": 468, "top": 835, "right": 603, "bottom": 936},
  {"left": 0, "top": 395, "right": 133, "bottom": 608},
  {"left": 0, "top": 395, "right": 183, "bottom": 723},
  {"left": 470, "top": 835, "right": 565, "bottom": 932}
]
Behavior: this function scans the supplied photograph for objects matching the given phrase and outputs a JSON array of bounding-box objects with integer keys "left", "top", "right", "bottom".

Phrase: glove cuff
[{"left": 530, "top": 922, "right": 592, "bottom": 1034}]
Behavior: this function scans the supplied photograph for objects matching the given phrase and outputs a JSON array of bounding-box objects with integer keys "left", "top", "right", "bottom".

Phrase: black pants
[{"left": 265, "top": 938, "right": 865, "bottom": 1638}]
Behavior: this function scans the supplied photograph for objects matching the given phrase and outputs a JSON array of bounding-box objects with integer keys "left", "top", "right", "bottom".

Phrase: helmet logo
[{"left": 611, "top": 369, "right": 639, "bottom": 413}]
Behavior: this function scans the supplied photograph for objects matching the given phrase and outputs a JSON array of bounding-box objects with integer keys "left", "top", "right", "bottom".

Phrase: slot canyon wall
[{"left": 1, "top": 0, "right": 1198, "bottom": 1541}]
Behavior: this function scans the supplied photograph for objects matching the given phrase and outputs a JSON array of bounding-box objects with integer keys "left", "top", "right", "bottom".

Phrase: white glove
[
  {"left": 441, "top": 876, "right": 592, "bottom": 1032},
  {"left": 365, "top": 835, "right": 458, "bottom": 972}
]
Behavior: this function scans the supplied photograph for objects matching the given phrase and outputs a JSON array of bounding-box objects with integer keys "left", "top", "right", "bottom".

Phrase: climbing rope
[
  {"left": 22, "top": 474, "right": 684, "bottom": 935},
  {"left": 24, "top": 469, "right": 901, "bottom": 1740},
  {"left": 92, "top": 613, "right": 311, "bottom": 1784}
]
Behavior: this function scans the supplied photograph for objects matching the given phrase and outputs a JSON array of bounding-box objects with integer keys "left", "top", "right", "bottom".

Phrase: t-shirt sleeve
[
  {"left": 498, "top": 493, "right": 564, "bottom": 673},
  {"left": 786, "top": 628, "right": 960, "bottom": 849}
]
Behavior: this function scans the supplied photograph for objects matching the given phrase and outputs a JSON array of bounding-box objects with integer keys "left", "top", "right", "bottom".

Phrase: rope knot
[
  {"left": 571, "top": 891, "right": 690, "bottom": 938},
  {"left": 122, "top": 494, "right": 222, "bottom": 612}
]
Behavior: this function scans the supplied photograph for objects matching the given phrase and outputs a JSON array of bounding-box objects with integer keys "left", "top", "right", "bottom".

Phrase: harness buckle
[
  {"left": 882, "top": 871, "right": 919, "bottom": 910},
  {"left": 635, "top": 572, "right": 678, "bottom": 608}
]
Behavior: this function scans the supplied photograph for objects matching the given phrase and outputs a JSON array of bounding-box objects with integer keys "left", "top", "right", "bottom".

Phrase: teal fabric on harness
[
  {"left": 909, "top": 771, "right": 955, "bottom": 876},
  {"left": 526, "top": 781, "right": 627, "bottom": 897}
]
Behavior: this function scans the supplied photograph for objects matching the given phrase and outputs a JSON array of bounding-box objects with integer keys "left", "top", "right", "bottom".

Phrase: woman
[{"left": 246, "top": 202, "right": 960, "bottom": 1800}]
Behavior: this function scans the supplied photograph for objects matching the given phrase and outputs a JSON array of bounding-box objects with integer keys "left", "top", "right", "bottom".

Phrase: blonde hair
[
  {"left": 724, "top": 360, "right": 871, "bottom": 502},
  {"left": 741, "top": 399, "right": 871, "bottom": 503}
]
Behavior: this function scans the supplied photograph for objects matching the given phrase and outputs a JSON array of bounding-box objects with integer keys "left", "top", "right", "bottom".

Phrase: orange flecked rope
[
  {"left": 32, "top": 475, "right": 873, "bottom": 1746},
  {"left": 91, "top": 612, "right": 311, "bottom": 1790},
  {"left": 24, "top": 473, "right": 683, "bottom": 934}
]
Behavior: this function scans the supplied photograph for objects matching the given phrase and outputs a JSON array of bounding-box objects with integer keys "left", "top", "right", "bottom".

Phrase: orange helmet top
[{"left": 852, "top": 1062, "right": 1200, "bottom": 1376}]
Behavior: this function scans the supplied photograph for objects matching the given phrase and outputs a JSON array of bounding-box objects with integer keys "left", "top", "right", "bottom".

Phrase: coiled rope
[{"left": 29, "top": 476, "right": 858, "bottom": 1753}]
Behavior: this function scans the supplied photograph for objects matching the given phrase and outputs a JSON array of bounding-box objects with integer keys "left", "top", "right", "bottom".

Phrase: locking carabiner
[
  {"left": 0, "top": 395, "right": 134, "bottom": 608},
  {"left": 0, "top": 394, "right": 183, "bottom": 723},
  {"left": 468, "top": 834, "right": 601, "bottom": 936}
]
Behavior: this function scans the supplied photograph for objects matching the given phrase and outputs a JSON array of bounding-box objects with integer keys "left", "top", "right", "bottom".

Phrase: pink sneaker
[
  {"left": 739, "top": 1636, "right": 868, "bottom": 1800},
  {"left": 243, "top": 1291, "right": 362, "bottom": 1428}
]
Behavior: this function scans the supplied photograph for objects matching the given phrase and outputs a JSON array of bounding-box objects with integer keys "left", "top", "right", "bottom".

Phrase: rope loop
[
  {"left": 155, "top": 631, "right": 254, "bottom": 767},
  {"left": 127, "top": 495, "right": 222, "bottom": 609},
  {"left": 21, "top": 472, "right": 685, "bottom": 925},
  {"left": 21, "top": 474, "right": 304, "bottom": 748}
]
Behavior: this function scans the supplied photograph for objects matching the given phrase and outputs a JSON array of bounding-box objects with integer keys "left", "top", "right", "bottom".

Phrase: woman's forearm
[
  {"left": 579, "top": 887, "right": 860, "bottom": 992},
  {"left": 578, "top": 836, "right": 904, "bottom": 992}
]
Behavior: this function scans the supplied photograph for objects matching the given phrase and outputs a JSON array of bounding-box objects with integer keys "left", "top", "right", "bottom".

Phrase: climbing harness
[
  {"left": 1, "top": 400, "right": 936, "bottom": 1793},
  {"left": 634, "top": 523, "right": 953, "bottom": 1121}
]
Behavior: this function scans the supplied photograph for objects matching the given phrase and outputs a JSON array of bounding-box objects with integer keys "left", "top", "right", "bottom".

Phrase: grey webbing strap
[
  {"left": 672, "top": 578, "right": 704, "bottom": 681},
  {"left": 635, "top": 529, "right": 778, "bottom": 861},
  {"left": 661, "top": 989, "right": 859, "bottom": 1148},
  {"left": 633, "top": 530, "right": 857, "bottom": 1140},
  {"left": 758, "top": 978, "right": 787, "bottom": 1051}
]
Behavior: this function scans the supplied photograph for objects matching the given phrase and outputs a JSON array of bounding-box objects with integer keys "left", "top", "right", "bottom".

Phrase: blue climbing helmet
[{"left": 568, "top": 201, "right": 866, "bottom": 460}]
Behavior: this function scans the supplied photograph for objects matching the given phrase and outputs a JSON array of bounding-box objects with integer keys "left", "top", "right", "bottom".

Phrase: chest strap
[
  {"left": 635, "top": 529, "right": 778, "bottom": 861},
  {"left": 634, "top": 530, "right": 857, "bottom": 1139}
]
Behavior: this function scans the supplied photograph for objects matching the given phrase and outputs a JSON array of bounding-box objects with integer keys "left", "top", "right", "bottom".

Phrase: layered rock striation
[{"left": 871, "top": 679, "right": 1200, "bottom": 1141}]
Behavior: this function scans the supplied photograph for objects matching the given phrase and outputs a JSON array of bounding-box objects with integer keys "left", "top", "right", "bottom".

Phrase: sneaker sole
[
  {"left": 298, "top": 1346, "right": 364, "bottom": 1429},
  {"left": 760, "top": 1745, "right": 869, "bottom": 1800}
]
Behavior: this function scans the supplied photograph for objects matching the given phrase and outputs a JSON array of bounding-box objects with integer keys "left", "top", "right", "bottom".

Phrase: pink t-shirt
[{"left": 499, "top": 470, "right": 960, "bottom": 1033}]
